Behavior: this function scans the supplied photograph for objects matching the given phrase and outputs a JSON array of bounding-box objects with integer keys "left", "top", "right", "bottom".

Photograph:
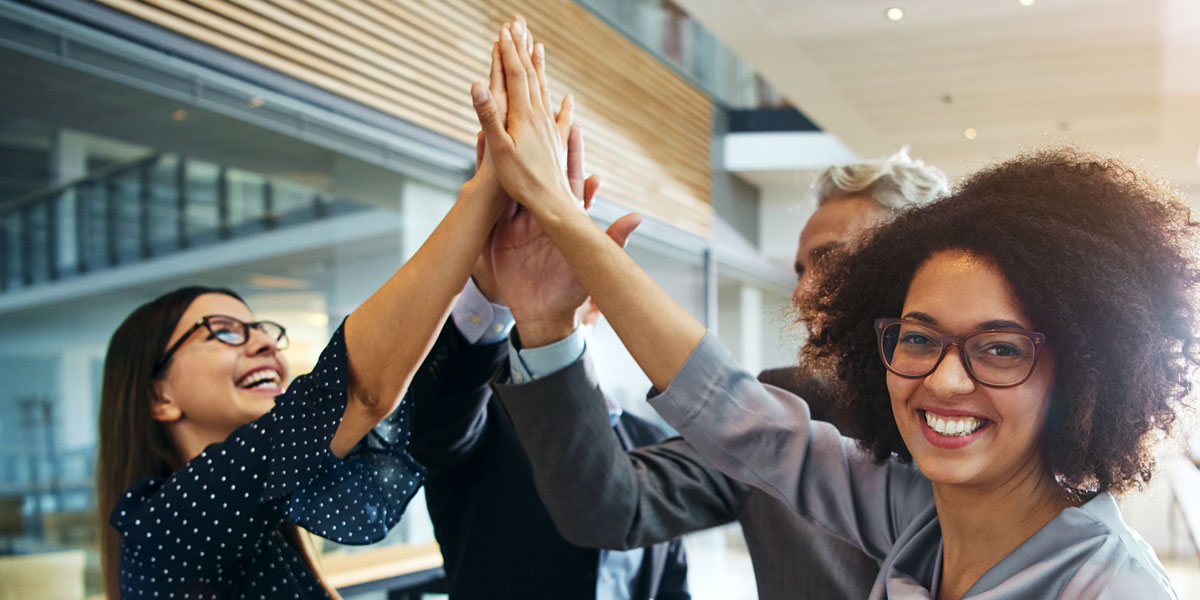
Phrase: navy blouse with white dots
[{"left": 110, "top": 325, "right": 425, "bottom": 598}]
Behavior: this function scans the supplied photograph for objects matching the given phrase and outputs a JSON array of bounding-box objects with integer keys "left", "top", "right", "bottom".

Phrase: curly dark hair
[{"left": 800, "top": 147, "right": 1200, "bottom": 494}]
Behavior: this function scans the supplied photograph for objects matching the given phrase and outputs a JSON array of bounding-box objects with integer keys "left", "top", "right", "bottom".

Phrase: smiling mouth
[
  {"left": 922, "top": 410, "right": 988, "bottom": 437},
  {"left": 237, "top": 369, "right": 281, "bottom": 390}
]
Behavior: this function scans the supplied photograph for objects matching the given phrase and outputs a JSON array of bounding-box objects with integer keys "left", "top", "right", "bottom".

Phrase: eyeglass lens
[
  {"left": 205, "top": 317, "right": 288, "bottom": 350},
  {"left": 879, "top": 321, "right": 1036, "bottom": 386}
]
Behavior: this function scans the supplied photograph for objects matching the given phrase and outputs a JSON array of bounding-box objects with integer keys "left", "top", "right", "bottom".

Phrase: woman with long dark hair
[
  {"left": 93, "top": 38, "right": 571, "bottom": 592},
  {"left": 472, "top": 20, "right": 1195, "bottom": 598}
]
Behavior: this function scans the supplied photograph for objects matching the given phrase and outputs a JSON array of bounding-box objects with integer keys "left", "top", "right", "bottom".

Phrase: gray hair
[{"left": 813, "top": 147, "right": 950, "bottom": 211}]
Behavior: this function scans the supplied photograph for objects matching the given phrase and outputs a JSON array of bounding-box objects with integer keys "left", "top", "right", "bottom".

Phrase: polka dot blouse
[{"left": 110, "top": 325, "right": 425, "bottom": 598}]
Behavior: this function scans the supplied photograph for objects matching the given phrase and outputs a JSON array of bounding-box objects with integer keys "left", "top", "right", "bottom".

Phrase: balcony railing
[{"left": 0, "top": 153, "right": 361, "bottom": 293}]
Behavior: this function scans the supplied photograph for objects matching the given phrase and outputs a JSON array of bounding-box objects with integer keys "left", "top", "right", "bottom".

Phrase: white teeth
[
  {"left": 924, "top": 411, "right": 984, "bottom": 437},
  {"left": 238, "top": 369, "right": 280, "bottom": 389}
]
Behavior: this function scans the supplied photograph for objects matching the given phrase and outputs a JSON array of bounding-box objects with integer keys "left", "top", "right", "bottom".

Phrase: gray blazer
[
  {"left": 494, "top": 352, "right": 878, "bottom": 600},
  {"left": 648, "top": 333, "right": 1178, "bottom": 599}
]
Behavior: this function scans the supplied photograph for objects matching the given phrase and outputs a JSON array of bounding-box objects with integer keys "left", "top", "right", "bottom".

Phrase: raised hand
[
  {"left": 470, "top": 20, "right": 580, "bottom": 219},
  {"left": 470, "top": 16, "right": 706, "bottom": 390},
  {"left": 463, "top": 36, "right": 514, "bottom": 303},
  {"left": 468, "top": 17, "right": 569, "bottom": 304},
  {"left": 493, "top": 124, "right": 641, "bottom": 346}
]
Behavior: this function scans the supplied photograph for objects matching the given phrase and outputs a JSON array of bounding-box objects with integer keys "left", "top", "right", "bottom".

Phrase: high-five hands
[
  {"left": 476, "top": 16, "right": 641, "bottom": 346},
  {"left": 493, "top": 125, "right": 641, "bottom": 346},
  {"left": 471, "top": 19, "right": 582, "bottom": 220},
  {"left": 469, "top": 16, "right": 707, "bottom": 388}
]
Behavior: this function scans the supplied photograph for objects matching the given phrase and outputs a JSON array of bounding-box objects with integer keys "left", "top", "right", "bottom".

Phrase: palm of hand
[{"left": 491, "top": 206, "right": 586, "bottom": 324}]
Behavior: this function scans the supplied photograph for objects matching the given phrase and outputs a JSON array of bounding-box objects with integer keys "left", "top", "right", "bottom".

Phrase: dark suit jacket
[
  {"left": 494, "top": 354, "right": 879, "bottom": 600},
  {"left": 408, "top": 324, "right": 688, "bottom": 600}
]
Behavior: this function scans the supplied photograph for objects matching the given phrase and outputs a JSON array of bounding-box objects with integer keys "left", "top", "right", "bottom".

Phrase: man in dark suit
[
  {"left": 407, "top": 288, "right": 688, "bottom": 600},
  {"left": 407, "top": 127, "right": 688, "bottom": 600},
  {"left": 489, "top": 151, "right": 949, "bottom": 600}
]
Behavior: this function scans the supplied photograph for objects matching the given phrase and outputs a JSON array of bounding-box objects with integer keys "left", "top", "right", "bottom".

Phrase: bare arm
[{"left": 329, "top": 180, "right": 503, "bottom": 458}]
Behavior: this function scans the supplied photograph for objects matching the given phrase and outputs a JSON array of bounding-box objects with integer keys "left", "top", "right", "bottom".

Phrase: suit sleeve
[
  {"left": 649, "top": 332, "right": 929, "bottom": 561},
  {"left": 407, "top": 321, "right": 508, "bottom": 472},
  {"left": 494, "top": 350, "right": 751, "bottom": 550}
]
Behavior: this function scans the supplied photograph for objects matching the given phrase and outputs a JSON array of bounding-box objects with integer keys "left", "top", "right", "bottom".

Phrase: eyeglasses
[
  {"left": 874, "top": 318, "right": 1046, "bottom": 388},
  {"left": 154, "top": 315, "right": 288, "bottom": 376}
]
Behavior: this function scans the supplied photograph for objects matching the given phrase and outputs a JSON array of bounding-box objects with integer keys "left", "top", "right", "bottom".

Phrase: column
[{"left": 49, "top": 130, "right": 88, "bottom": 275}]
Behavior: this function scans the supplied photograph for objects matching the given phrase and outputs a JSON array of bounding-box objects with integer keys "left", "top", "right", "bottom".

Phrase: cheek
[
  {"left": 174, "top": 348, "right": 239, "bottom": 392},
  {"left": 886, "top": 372, "right": 917, "bottom": 411}
]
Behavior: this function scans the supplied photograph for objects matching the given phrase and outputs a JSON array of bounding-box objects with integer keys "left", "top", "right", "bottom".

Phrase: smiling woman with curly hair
[
  {"left": 801, "top": 148, "right": 1200, "bottom": 497},
  {"left": 473, "top": 41, "right": 1200, "bottom": 595}
]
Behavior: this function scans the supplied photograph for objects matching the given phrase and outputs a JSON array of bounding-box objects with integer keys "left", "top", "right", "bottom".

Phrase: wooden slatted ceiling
[{"left": 95, "top": 0, "right": 715, "bottom": 236}]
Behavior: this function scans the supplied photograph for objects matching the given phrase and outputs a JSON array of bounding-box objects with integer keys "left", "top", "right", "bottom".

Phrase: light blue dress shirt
[{"left": 452, "top": 283, "right": 643, "bottom": 600}]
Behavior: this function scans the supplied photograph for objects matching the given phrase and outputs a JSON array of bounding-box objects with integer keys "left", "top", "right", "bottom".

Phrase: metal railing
[{"left": 0, "top": 153, "right": 358, "bottom": 293}]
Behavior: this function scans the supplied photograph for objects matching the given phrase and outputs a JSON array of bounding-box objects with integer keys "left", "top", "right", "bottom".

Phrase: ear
[{"left": 150, "top": 381, "right": 184, "bottom": 423}]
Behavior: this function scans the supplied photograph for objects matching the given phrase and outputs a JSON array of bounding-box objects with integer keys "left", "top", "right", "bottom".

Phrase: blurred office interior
[{"left": 0, "top": 0, "right": 1198, "bottom": 598}]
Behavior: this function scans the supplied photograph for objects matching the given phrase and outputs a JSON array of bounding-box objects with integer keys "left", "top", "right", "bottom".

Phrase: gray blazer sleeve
[
  {"left": 649, "top": 332, "right": 929, "bottom": 560},
  {"left": 494, "top": 351, "right": 751, "bottom": 550}
]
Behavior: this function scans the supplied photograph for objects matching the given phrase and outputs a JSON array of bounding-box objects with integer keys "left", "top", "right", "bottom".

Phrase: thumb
[
  {"left": 474, "top": 131, "right": 486, "bottom": 170},
  {"left": 604, "top": 213, "right": 642, "bottom": 248},
  {"left": 471, "top": 82, "right": 508, "bottom": 147},
  {"left": 582, "top": 174, "right": 600, "bottom": 210}
]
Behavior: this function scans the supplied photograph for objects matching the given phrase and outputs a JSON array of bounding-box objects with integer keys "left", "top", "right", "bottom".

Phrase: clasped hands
[{"left": 465, "top": 16, "right": 641, "bottom": 348}]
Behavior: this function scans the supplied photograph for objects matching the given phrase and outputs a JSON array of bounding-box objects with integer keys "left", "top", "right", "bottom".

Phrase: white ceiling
[{"left": 679, "top": 0, "right": 1200, "bottom": 198}]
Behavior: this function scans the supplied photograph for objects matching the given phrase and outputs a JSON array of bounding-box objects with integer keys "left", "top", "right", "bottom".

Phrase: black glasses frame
[
  {"left": 154, "top": 314, "right": 288, "bottom": 377},
  {"left": 873, "top": 318, "right": 1047, "bottom": 388}
]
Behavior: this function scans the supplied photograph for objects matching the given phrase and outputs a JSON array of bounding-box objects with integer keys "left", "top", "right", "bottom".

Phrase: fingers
[
  {"left": 488, "top": 42, "right": 507, "bottom": 125},
  {"left": 510, "top": 20, "right": 543, "bottom": 114},
  {"left": 583, "top": 175, "right": 600, "bottom": 211},
  {"left": 566, "top": 124, "right": 584, "bottom": 200},
  {"left": 605, "top": 213, "right": 642, "bottom": 249},
  {"left": 533, "top": 43, "right": 554, "bottom": 116},
  {"left": 498, "top": 24, "right": 531, "bottom": 112},
  {"left": 471, "top": 82, "right": 509, "bottom": 150},
  {"left": 555, "top": 94, "right": 574, "bottom": 142},
  {"left": 514, "top": 14, "right": 533, "bottom": 54}
]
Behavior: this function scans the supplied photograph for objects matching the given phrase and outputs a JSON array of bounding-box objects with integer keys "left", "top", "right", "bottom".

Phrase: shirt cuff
[
  {"left": 508, "top": 327, "right": 586, "bottom": 384},
  {"left": 451, "top": 278, "right": 514, "bottom": 345}
]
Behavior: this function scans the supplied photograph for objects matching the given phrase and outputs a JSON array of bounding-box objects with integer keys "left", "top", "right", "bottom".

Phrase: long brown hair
[{"left": 97, "top": 287, "right": 336, "bottom": 599}]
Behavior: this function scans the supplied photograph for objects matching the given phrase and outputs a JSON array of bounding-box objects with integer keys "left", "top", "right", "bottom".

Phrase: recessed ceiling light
[
  {"left": 172, "top": 109, "right": 188, "bottom": 121},
  {"left": 249, "top": 96, "right": 265, "bottom": 107},
  {"left": 886, "top": 7, "right": 905, "bottom": 21},
  {"left": 1018, "top": 0, "right": 1035, "bottom": 6},
  {"left": 963, "top": 127, "right": 978, "bottom": 140}
]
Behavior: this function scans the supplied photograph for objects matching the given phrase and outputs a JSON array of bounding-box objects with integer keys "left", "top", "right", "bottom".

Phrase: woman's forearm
[
  {"left": 337, "top": 187, "right": 501, "bottom": 449},
  {"left": 537, "top": 203, "right": 706, "bottom": 391}
]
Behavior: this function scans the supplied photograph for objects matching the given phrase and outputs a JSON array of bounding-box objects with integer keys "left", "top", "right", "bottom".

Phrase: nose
[
  {"left": 923, "top": 345, "right": 976, "bottom": 398},
  {"left": 244, "top": 326, "right": 278, "bottom": 357}
]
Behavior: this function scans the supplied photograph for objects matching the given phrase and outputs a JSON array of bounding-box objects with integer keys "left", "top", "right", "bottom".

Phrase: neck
[
  {"left": 166, "top": 422, "right": 228, "bottom": 467},
  {"left": 932, "top": 463, "right": 1077, "bottom": 599}
]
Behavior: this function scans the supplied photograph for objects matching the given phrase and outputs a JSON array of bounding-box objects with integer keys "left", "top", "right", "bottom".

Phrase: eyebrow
[{"left": 901, "top": 312, "right": 1030, "bottom": 331}]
